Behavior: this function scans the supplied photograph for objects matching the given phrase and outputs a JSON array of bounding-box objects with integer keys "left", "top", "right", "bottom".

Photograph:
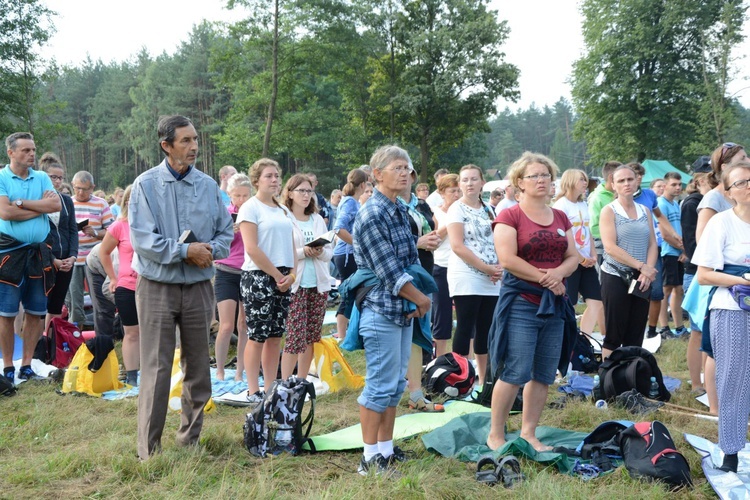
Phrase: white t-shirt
[
  {"left": 697, "top": 188, "right": 733, "bottom": 215},
  {"left": 446, "top": 200, "right": 499, "bottom": 296},
  {"left": 552, "top": 197, "right": 593, "bottom": 259},
  {"left": 426, "top": 190, "right": 443, "bottom": 210},
  {"left": 433, "top": 206, "right": 453, "bottom": 268},
  {"left": 237, "top": 197, "right": 294, "bottom": 271},
  {"left": 691, "top": 209, "right": 750, "bottom": 311},
  {"left": 495, "top": 197, "right": 518, "bottom": 213}
]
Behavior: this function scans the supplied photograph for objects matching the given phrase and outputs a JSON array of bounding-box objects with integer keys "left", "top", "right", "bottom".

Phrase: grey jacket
[{"left": 129, "top": 160, "right": 233, "bottom": 284}]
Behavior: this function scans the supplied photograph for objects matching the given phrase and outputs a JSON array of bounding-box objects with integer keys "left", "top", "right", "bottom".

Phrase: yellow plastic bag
[
  {"left": 168, "top": 348, "right": 216, "bottom": 414},
  {"left": 61, "top": 344, "right": 123, "bottom": 397},
  {"left": 311, "top": 338, "right": 364, "bottom": 393}
]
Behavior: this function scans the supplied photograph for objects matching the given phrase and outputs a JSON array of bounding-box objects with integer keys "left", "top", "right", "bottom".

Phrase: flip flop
[
  {"left": 475, "top": 456, "right": 499, "bottom": 485},
  {"left": 496, "top": 455, "right": 525, "bottom": 488}
]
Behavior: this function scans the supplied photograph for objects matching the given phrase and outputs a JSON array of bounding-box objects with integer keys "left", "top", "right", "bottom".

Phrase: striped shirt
[
  {"left": 73, "top": 195, "right": 114, "bottom": 264},
  {"left": 601, "top": 200, "right": 650, "bottom": 277}
]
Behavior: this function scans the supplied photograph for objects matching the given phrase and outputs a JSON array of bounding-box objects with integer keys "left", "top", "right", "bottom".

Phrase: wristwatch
[{"left": 15, "top": 199, "right": 23, "bottom": 209}]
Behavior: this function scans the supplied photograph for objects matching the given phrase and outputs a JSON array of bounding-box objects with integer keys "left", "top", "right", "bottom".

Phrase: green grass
[{"left": 0, "top": 323, "right": 720, "bottom": 499}]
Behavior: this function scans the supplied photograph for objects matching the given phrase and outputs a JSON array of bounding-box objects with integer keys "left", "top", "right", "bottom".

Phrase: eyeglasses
[
  {"left": 293, "top": 189, "right": 314, "bottom": 195},
  {"left": 73, "top": 185, "right": 93, "bottom": 192},
  {"left": 384, "top": 165, "right": 414, "bottom": 174},
  {"left": 49, "top": 175, "right": 63, "bottom": 181},
  {"left": 728, "top": 178, "right": 750, "bottom": 190},
  {"left": 522, "top": 173, "right": 552, "bottom": 181}
]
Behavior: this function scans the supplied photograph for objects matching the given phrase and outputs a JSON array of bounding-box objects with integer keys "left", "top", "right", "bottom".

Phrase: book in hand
[
  {"left": 305, "top": 230, "right": 336, "bottom": 248},
  {"left": 77, "top": 219, "right": 89, "bottom": 231},
  {"left": 178, "top": 230, "right": 198, "bottom": 244},
  {"left": 628, "top": 278, "right": 651, "bottom": 301}
]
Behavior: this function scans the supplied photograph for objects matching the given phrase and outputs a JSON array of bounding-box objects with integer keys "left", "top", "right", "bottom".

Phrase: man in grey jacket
[{"left": 129, "top": 115, "right": 233, "bottom": 460}]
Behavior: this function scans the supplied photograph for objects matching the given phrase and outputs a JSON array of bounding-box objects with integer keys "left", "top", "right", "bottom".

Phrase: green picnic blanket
[
  {"left": 421, "top": 412, "right": 589, "bottom": 474},
  {"left": 303, "top": 401, "right": 487, "bottom": 452}
]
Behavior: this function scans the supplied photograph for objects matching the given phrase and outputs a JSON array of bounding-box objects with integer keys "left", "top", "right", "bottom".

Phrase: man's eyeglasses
[
  {"left": 728, "top": 178, "right": 750, "bottom": 190},
  {"left": 522, "top": 173, "right": 552, "bottom": 181},
  {"left": 49, "top": 175, "right": 63, "bottom": 181},
  {"left": 73, "top": 185, "right": 93, "bottom": 192},
  {"left": 384, "top": 165, "right": 414, "bottom": 174},
  {"left": 293, "top": 189, "right": 314, "bottom": 195}
]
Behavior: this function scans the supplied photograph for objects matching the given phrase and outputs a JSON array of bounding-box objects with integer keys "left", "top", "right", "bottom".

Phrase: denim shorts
[
  {"left": 498, "top": 296, "right": 563, "bottom": 386},
  {"left": 683, "top": 273, "right": 700, "bottom": 333},
  {"left": 650, "top": 255, "right": 665, "bottom": 301},
  {"left": 356, "top": 307, "right": 412, "bottom": 413},
  {"left": 0, "top": 277, "right": 47, "bottom": 317}
]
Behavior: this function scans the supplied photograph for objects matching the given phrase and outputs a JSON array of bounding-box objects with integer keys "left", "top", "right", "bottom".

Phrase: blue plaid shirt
[{"left": 353, "top": 188, "right": 418, "bottom": 326}]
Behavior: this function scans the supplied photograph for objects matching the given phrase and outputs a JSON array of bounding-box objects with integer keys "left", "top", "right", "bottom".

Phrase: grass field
[{"left": 0, "top": 322, "right": 722, "bottom": 499}]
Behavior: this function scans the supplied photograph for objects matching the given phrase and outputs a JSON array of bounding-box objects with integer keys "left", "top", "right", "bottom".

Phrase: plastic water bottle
[
  {"left": 65, "top": 366, "right": 79, "bottom": 392},
  {"left": 332, "top": 361, "right": 342, "bottom": 376},
  {"left": 592, "top": 375, "right": 601, "bottom": 401},
  {"left": 579, "top": 354, "right": 591, "bottom": 366},
  {"left": 648, "top": 376, "right": 659, "bottom": 399},
  {"left": 276, "top": 427, "right": 293, "bottom": 449}
]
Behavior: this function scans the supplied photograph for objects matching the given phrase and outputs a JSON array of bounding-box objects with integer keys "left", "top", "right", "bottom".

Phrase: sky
[{"left": 39, "top": 0, "right": 750, "bottom": 110}]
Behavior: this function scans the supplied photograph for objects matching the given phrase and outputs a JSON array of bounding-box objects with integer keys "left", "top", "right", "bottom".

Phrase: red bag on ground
[{"left": 48, "top": 318, "right": 86, "bottom": 368}]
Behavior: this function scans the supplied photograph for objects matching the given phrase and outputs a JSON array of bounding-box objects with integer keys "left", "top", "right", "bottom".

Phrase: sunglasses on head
[{"left": 721, "top": 142, "right": 742, "bottom": 162}]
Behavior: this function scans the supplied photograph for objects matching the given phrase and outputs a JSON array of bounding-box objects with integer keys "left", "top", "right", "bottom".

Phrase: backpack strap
[{"left": 625, "top": 358, "right": 647, "bottom": 394}]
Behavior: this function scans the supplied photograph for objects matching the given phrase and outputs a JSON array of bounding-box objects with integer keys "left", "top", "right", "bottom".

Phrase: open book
[{"left": 305, "top": 230, "right": 336, "bottom": 248}]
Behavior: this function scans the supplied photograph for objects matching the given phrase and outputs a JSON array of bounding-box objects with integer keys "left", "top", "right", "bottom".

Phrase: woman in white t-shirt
[
  {"left": 431, "top": 173, "right": 460, "bottom": 357},
  {"left": 692, "top": 161, "right": 750, "bottom": 474},
  {"left": 552, "top": 169, "right": 604, "bottom": 338},
  {"left": 695, "top": 143, "right": 747, "bottom": 416},
  {"left": 446, "top": 164, "right": 502, "bottom": 384},
  {"left": 238, "top": 158, "right": 297, "bottom": 405},
  {"left": 280, "top": 174, "right": 332, "bottom": 381}
]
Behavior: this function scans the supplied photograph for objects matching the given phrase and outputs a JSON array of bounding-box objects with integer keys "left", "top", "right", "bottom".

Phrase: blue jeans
[
  {"left": 0, "top": 276, "right": 47, "bottom": 317},
  {"left": 499, "top": 296, "right": 563, "bottom": 386},
  {"left": 357, "top": 307, "right": 412, "bottom": 413}
]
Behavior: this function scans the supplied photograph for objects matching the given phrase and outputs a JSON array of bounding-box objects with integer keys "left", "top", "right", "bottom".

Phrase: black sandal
[
  {"left": 496, "top": 455, "right": 525, "bottom": 488},
  {"left": 475, "top": 456, "right": 499, "bottom": 485}
]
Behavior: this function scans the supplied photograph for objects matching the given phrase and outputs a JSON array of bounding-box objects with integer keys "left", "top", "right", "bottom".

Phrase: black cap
[{"left": 692, "top": 155, "right": 711, "bottom": 173}]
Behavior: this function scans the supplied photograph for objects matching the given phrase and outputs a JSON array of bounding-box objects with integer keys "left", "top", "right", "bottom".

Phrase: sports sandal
[
  {"left": 475, "top": 456, "right": 499, "bottom": 485},
  {"left": 496, "top": 455, "right": 525, "bottom": 488},
  {"left": 408, "top": 397, "right": 445, "bottom": 412}
]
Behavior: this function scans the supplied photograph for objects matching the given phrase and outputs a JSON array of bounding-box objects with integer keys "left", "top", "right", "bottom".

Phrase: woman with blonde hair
[
  {"left": 280, "top": 174, "right": 332, "bottom": 380},
  {"left": 100, "top": 185, "right": 140, "bottom": 385},
  {"left": 552, "top": 169, "right": 604, "bottom": 338},
  {"left": 213, "top": 173, "right": 252, "bottom": 381},
  {"left": 488, "top": 152, "right": 579, "bottom": 452},
  {"left": 447, "top": 164, "right": 502, "bottom": 386},
  {"left": 431, "top": 173, "right": 461, "bottom": 357},
  {"left": 239, "top": 159, "right": 296, "bottom": 404}
]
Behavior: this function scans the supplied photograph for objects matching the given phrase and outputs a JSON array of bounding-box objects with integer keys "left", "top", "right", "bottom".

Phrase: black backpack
[
  {"left": 570, "top": 332, "right": 601, "bottom": 373},
  {"left": 243, "top": 376, "right": 316, "bottom": 457},
  {"left": 423, "top": 353, "right": 476, "bottom": 399},
  {"left": 598, "top": 346, "right": 670, "bottom": 402},
  {"left": 618, "top": 421, "right": 692, "bottom": 488}
]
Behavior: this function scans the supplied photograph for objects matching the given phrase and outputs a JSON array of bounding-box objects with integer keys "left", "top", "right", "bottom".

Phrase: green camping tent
[{"left": 641, "top": 159, "right": 692, "bottom": 189}]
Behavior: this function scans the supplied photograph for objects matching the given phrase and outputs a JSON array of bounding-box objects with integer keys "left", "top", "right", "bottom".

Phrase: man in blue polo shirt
[
  {"left": 0, "top": 132, "right": 61, "bottom": 384},
  {"left": 656, "top": 171, "right": 687, "bottom": 337}
]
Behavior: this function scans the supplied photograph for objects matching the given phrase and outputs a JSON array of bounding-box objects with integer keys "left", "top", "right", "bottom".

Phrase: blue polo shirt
[
  {"left": 0, "top": 166, "right": 54, "bottom": 244},
  {"left": 656, "top": 196, "right": 682, "bottom": 257}
]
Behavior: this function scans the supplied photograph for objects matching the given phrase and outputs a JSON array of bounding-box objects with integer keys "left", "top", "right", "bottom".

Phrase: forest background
[{"left": 2, "top": 0, "right": 750, "bottom": 195}]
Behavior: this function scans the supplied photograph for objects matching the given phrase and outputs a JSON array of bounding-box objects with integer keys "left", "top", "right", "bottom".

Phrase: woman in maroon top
[{"left": 487, "top": 152, "right": 578, "bottom": 452}]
